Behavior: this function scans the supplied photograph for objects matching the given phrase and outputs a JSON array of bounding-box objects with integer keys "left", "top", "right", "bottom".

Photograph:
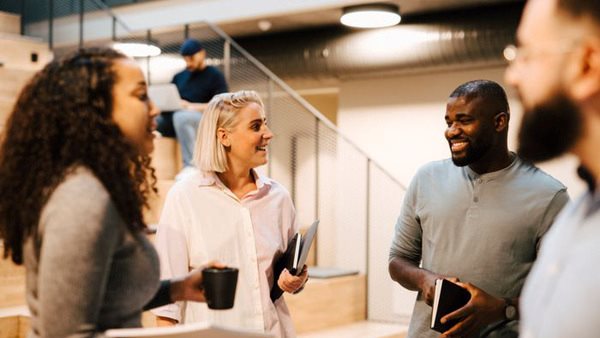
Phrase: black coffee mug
[{"left": 202, "top": 267, "right": 239, "bottom": 310}]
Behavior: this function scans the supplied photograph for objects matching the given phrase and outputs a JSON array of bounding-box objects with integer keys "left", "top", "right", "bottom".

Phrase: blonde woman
[{"left": 152, "top": 90, "right": 307, "bottom": 337}]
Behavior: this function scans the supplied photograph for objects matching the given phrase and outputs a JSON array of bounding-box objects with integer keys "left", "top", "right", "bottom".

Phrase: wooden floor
[
  {"left": 0, "top": 307, "right": 409, "bottom": 338},
  {"left": 299, "top": 321, "right": 407, "bottom": 338}
]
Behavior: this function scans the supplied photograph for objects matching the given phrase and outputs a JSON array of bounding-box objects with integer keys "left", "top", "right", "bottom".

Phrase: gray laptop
[{"left": 148, "top": 83, "right": 183, "bottom": 112}]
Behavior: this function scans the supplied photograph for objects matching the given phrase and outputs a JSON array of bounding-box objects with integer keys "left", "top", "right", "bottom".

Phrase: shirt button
[{"left": 473, "top": 197, "right": 479, "bottom": 203}]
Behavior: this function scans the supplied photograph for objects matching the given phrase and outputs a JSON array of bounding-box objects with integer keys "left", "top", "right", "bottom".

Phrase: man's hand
[
  {"left": 440, "top": 282, "right": 505, "bottom": 338},
  {"left": 180, "top": 99, "right": 192, "bottom": 110},
  {"left": 421, "top": 275, "right": 458, "bottom": 306},
  {"left": 180, "top": 99, "right": 207, "bottom": 112}
]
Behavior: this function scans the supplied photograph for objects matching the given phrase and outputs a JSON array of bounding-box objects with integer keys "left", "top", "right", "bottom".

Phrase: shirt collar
[
  {"left": 197, "top": 169, "right": 272, "bottom": 190},
  {"left": 464, "top": 152, "right": 519, "bottom": 181}
]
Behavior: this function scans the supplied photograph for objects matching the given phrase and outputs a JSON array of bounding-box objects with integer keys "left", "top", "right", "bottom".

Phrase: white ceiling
[
  {"left": 216, "top": 0, "right": 523, "bottom": 37},
  {"left": 32, "top": 0, "right": 523, "bottom": 48},
  {"left": 110, "top": 0, "right": 523, "bottom": 38}
]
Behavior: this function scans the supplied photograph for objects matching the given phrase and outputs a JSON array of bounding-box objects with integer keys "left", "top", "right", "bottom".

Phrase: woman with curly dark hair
[{"left": 0, "top": 47, "right": 213, "bottom": 338}]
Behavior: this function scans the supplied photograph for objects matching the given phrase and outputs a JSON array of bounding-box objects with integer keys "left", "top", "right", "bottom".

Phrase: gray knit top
[{"left": 24, "top": 167, "right": 160, "bottom": 338}]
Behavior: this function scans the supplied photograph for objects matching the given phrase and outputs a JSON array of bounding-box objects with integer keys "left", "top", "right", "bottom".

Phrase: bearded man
[
  {"left": 505, "top": 0, "right": 600, "bottom": 337},
  {"left": 389, "top": 80, "right": 568, "bottom": 338}
]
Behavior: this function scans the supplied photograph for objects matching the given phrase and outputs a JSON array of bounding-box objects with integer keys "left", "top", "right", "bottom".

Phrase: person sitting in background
[
  {"left": 156, "top": 38, "right": 229, "bottom": 180},
  {"left": 152, "top": 90, "right": 307, "bottom": 338},
  {"left": 388, "top": 80, "right": 569, "bottom": 338},
  {"left": 0, "top": 47, "right": 218, "bottom": 338}
]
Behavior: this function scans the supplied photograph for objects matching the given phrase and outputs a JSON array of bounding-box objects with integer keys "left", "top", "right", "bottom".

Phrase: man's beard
[
  {"left": 451, "top": 142, "right": 488, "bottom": 167},
  {"left": 517, "top": 91, "right": 582, "bottom": 163}
]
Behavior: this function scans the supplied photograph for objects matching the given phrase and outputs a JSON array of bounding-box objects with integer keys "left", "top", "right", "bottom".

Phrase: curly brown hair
[{"left": 0, "top": 47, "right": 156, "bottom": 264}]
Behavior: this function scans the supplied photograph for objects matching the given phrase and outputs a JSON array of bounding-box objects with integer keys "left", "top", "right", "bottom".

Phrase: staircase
[
  {"left": 0, "top": 13, "right": 52, "bottom": 326},
  {"left": 0, "top": 13, "right": 52, "bottom": 129}
]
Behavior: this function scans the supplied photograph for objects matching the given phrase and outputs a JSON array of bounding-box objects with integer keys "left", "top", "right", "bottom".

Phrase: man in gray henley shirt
[{"left": 389, "top": 80, "right": 569, "bottom": 338}]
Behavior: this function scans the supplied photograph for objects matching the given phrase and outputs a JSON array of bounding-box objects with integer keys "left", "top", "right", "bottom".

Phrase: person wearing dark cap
[{"left": 156, "top": 38, "right": 228, "bottom": 180}]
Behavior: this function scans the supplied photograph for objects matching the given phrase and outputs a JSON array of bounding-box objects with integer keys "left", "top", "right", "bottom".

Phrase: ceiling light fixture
[
  {"left": 113, "top": 42, "right": 162, "bottom": 58},
  {"left": 258, "top": 20, "right": 272, "bottom": 32},
  {"left": 341, "top": 3, "right": 401, "bottom": 29}
]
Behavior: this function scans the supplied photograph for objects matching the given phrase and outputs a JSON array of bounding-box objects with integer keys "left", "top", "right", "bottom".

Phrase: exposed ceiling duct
[{"left": 235, "top": 2, "right": 523, "bottom": 79}]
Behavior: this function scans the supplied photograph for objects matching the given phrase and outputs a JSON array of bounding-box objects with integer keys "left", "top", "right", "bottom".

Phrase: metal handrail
[{"left": 205, "top": 21, "right": 405, "bottom": 189}]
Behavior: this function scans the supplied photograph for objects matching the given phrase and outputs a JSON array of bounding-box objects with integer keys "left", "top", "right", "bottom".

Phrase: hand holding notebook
[
  {"left": 270, "top": 220, "right": 319, "bottom": 301},
  {"left": 430, "top": 278, "right": 471, "bottom": 333}
]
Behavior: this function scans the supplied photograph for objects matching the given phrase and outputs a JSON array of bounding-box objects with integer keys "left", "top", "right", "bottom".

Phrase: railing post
[
  {"left": 290, "top": 136, "right": 297, "bottom": 205},
  {"left": 146, "top": 29, "right": 152, "bottom": 85},
  {"left": 267, "top": 79, "right": 273, "bottom": 177},
  {"left": 48, "top": 0, "right": 54, "bottom": 49},
  {"left": 184, "top": 24, "right": 189, "bottom": 39},
  {"left": 79, "top": 0, "right": 84, "bottom": 48},
  {"left": 315, "top": 117, "right": 320, "bottom": 221},
  {"left": 20, "top": 0, "right": 26, "bottom": 35},
  {"left": 223, "top": 40, "right": 231, "bottom": 85},
  {"left": 112, "top": 17, "right": 117, "bottom": 41},
  {"left": 365, "top": 158, "right": 371, "bottom": 319},
  {"left": 314, "top": 117, "right": 320, "bottom": 263}
]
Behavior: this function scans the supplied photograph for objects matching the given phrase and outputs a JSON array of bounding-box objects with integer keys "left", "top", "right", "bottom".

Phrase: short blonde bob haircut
[{"left": 193, "top": 90, "right": 265, "bottom": 173}]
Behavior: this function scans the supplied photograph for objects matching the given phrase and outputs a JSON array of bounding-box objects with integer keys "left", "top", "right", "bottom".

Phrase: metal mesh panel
[
  {"left": 268, "top": 84, "right": 317, "bottom": 199},
  {"left": 318, "top": 124, "right": 369, "bottom": 273},
  {"left": 368, "top": 163, "right": 415, "bottom": 323}
]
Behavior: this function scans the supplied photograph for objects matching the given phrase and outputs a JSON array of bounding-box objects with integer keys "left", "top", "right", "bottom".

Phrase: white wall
[
  {"left": 338, "top": 66, "right": 585, "bottom": 196},
  {"left": 336, "top": 65, "right": 586, "bottom": 321}
]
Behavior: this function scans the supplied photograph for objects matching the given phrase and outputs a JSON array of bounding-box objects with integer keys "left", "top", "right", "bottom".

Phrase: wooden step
[
  {"left": 141, "top": 275, "right": 367, "bottom": 332},
  {"left": 0, "top": 12, "right": 20, "bottom": 35},
  {"left": 0, "top": 96, "right": 15, "bottom": 127},
  {"left": 150, "top": 137, "right": 182, "bottom": 180},
  {"left": 0, "top": 316, "right": 28, "bottom": 338},
  {"left": 0, "top": 257, "right": 26, "bottom": 309},
  {"left": 0, "top": 34, "right": 52, "bottom": 71},
  {"left": 0, "top": 68, "right": 35, "bottom": 100},
  {"left": 285, "top": 274, "right": 366, "bottom": 334},
  {"left": 0, "top": 307, "right": 31, "bottom": 338},
  {"left": 144, "top": 179, "right": 175, "bottom": 225}
]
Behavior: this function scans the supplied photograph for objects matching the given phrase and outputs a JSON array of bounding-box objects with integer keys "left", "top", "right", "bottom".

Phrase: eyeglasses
[{"left": 503, "top": 43, "right": 578, "bottom": 64}]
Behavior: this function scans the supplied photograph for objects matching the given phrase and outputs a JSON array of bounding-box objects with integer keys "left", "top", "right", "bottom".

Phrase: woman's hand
[
  {"left": 277, "top": 265, "right": 309, "bottom": 293},
  {"left": 170, "top": 261, "right": 226, "bottom": 302}
]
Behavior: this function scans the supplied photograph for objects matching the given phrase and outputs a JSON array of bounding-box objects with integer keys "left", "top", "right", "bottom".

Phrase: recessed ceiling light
[
  {"left": 258, "top": 20, "right": 272, "bottom": 32},
  {"left": 113, "top": 42, "right": 161, "bottom": 58},
  {"left": 341, "top": 3, "right": 401, "bottom": 29}
]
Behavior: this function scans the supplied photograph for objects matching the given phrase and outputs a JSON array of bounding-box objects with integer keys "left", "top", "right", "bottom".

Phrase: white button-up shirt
[
  {"left": 151, "top": 170, "right": 298, "bottom": 338},
  {"left": 520, "top": 192, "right": 600, "bottom": 338}
]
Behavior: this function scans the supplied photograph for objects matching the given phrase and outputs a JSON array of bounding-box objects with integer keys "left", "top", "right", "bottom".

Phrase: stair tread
[{"left": 0, "top": 12, "right": 20, "bottom": 35}]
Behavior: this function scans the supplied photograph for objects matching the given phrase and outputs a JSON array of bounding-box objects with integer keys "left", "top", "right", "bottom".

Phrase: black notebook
[
  {"left": 430, "top": 279, "right": 471, "bottom": 333},
  {"left": 270, "top": 220, "right": 319, "bottom": 301}
]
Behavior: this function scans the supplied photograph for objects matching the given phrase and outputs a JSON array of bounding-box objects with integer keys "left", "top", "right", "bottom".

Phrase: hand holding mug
[
  {"left": 202, "top": 266, "right": 239, "bottom": 310},
  {"left": 170, "top": 261, "right": 226, "bottom": 303}
]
